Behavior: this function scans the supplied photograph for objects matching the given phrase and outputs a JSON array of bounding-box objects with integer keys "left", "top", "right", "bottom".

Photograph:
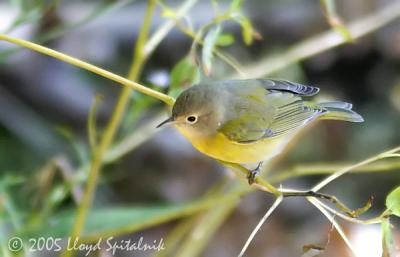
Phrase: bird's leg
[
  {"left": 247, "top": 162, "right": 263, "bottom": 185},
  {"left": 217, "top": 160, "right": 281, "bottom": 195}
]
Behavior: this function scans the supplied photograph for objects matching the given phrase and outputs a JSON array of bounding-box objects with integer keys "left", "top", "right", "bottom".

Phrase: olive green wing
[
  {"left": 268, "top": 98, "right": 324, "bottom": 137},
  {"left": 218, "top": 113, "right": 275, "bottom": 143},
  {"left": 218, "top": 91, "right": 324, "bottom": 143}
]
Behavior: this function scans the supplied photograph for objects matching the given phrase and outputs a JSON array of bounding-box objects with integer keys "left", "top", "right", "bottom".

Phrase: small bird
[{"left": 157, "top": 79, "right": 363, "bottom": 183}]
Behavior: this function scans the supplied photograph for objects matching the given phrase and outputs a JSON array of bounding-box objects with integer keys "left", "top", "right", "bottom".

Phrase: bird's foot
[{"left": 247, "top": 162, "right": 263, "bottom": 185}]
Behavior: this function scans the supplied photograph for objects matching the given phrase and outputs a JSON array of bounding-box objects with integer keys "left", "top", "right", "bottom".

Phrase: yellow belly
[{"left": 176, "top": 127, "right": 291, "bottom": 164}]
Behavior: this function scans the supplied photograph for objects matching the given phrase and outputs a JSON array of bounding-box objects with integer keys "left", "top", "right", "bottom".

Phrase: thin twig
[
  {"left": 310, "top": 198, "right": 383, "bottom": 225},
  {"left": 218, "top": 161, "right": 280, "bottom": 195},
  {"left": 238, "top": 195, "right": 283, "bottom": 257},
  {"left": 309, "top": 198, "right": 359, "bottom": 257},
  {"left": 0, "top": 35, "right": 174, "bottom": 106},
  {"left": 269, "top": 159, "right": 400, "bottom": 183},
  {"left": 238, "top": 1, "right": 400, "bottom": 78},
  {"left": 279, "top": 188, "right": 370, "bottom": 217},
  {"left": 158, "top": 1, "right": 246, "bottom": 76},
  {"left": 312, "top": 146, "right": 400, "bottom": 192},
  {"left": 384, "top": 154, "right": 400, "bottom": 158}
]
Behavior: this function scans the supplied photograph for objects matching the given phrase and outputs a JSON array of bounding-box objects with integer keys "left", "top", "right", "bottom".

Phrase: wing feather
[
  {"left": 215, "top": 79, "right": 319, "bottom": 96},
  {"left": 257, "top": 79, "right": 320, "bottom": 96},
  {"left": 268, "top": 100, "right": 324, "bottom": 137},
  {"left": 217, "top": 80, "right": 323, "bottom": 143}
]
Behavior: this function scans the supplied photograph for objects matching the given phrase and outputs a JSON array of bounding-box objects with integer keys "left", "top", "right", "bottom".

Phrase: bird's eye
[{"left": 186, "top": 115, "right": 197, "bottom": 124}]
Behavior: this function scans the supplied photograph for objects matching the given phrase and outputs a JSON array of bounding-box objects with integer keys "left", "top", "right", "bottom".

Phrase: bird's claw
[{"left": 247, "top": 162, "right": 263, "bottom": 185}]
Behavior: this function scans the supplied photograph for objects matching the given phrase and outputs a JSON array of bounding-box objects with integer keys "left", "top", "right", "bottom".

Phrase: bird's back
[{"left": 179, "top": 79, "right": 362, "bottom": 164}]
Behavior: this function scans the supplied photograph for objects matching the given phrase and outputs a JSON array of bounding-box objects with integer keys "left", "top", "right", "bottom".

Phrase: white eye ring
[{"left": 186, "top": 115, "right": 198, "bottom": 124}]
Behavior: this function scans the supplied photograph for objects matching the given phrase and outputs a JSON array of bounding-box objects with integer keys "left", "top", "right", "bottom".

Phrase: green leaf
[
  {"left": 216, "top": 33, "right": 235, "bottom": 46},
  {"left": 47, "top": 184, "right": 68, "bottom": 207},
  {"left": 169, "top": 57, "right": 199, "bottom": 97},
  {"left": 381, "top": 218, "right": 397, "bottom": 257},
  {"left": 24, "top": 204, "right": 200, "bottom": 239},
  {"left": 0, "top": 175, "right": 25, "bottom": 190},
  {"left": 201, "top": 26, "right": 222, "bottom": 76},
  {"left": 234, "top": 15, "right": 255, "bottom": 45},
  {"left": 385, "top": 186, "right": 400, "bottom": 216}
]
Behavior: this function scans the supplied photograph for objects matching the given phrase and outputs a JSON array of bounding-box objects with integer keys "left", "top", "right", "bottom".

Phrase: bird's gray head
[{"left": 157, "top": 85, "right": 222, "bottom": 137}]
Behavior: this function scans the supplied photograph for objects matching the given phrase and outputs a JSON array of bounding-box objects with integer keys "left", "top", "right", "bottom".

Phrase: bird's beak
[{"left": 156, "top": 116, "right": 175, "bottom": 128}]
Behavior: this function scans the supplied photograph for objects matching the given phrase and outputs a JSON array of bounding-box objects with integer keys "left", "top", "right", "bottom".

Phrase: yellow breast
[{"left": 176, "top": 126, "right": 290, "bottom": 164}]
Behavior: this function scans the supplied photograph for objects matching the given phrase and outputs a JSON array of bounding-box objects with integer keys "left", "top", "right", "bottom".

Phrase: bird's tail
[{"left": 318, "top": 101, "right": 364, "bottom": 122}]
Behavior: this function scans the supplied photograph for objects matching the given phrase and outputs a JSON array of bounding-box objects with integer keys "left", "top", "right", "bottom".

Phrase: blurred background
[{"left": 0, "top": 0, "right": 400, "bottom": 257}]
